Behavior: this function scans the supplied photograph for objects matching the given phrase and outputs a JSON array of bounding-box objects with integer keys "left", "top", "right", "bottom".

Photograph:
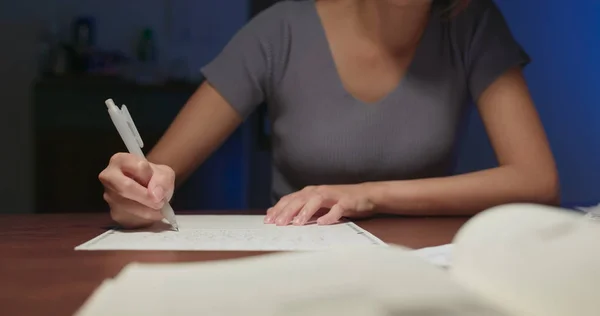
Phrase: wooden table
[{"left": 0, "top": 212, "right": 469, "bottom": 316}]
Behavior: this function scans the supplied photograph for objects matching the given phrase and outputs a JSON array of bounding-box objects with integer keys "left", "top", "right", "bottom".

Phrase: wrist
[{"left": 360, "top": 181, "right": 389, "bottom": 211}]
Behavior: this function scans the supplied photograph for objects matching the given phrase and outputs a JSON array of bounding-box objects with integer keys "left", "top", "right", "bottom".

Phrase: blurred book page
[
  {"left": 75, "top": 215, "right": 386, "bottom": 251},
  {"left": 451, "top": 204, "right": 600, "bottom": 316},
  {"left": 75, "top": 246, "right": 510, "bottom": 316},
  {"left": 413, "top": 244, "right": 453, "bottom": 268}
]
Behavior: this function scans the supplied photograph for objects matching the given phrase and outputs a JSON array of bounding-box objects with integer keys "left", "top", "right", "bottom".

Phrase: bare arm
[
  {"left": 100, "top": 5, "right": 280, "bottom": 228},
  {"left": 147, "top": 82, "right": 243, "bottom": 186},
  {"left": 366, "top": 67, "right": 560, "bottom": 215}
]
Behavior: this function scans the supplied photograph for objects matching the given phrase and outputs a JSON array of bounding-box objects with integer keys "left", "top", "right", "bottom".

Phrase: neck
[{"left": 352, "top": 0, "right": 432, "bottom": 52}]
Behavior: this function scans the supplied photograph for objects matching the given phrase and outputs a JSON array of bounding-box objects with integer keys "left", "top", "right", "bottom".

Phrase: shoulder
[
  {"left": 221, "top": 0, "right": 313, "bottom": 59},
  {"left": 453, "top": 0, "right": 504, "bottom": 22},
  {"left": 447, "top": 0, "right": 511, "bottom": 38},
  {"left": 242, "top": 1, "right": 312, "bottom": 35},
  {"left": 464, "top": 0, "right": 501, "bottom": 14},
  {"left": 443, "top": 0, "right": 525, "bottom": 64},
  {"left": 444, "top": 0, "right": 530, "bottom": 101}
]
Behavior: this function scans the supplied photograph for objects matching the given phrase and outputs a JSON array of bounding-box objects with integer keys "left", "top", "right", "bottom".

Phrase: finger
[
  {"left": 105, "top": 186, "right": 165, "bottom": 211},
  {"left": 275, "top": 197, "right": 307, "bottom": 226},
  {"left": 264, "top": 207, "right": 277, "bottom": 223},
  {"left": 317, "top": 204, "right": 346, "bottom": 225},
  {"left": 104, "top": 189, "right": 163, "bottom": 221},
  {"left": 125, "top": 203, "right": 164, "bottom": 221},
  {"left": 293, "top": 196, "right": 323, "bottom": 225},
  {"left": 147, "top": 167, "right": 175, "bottom": 203},
  {"left": 109, "top": 199, "right": 164, "bottom": 222},
  {"left": 265, "top": 195, "right": 293, "bottom": 224},
  {"left": 110, "top": 208, "right": 161, "bottom": 229},
  {"left": 101, "top": 171, "right": 161, "bottom": 209},
  {"left": 120, "top": 158, "right": 154, "bottom": 187}
]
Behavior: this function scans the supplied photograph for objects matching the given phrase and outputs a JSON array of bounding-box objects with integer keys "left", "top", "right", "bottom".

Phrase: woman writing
[{"left": 99, "top": 0, "right": 559, "bottom": 229}]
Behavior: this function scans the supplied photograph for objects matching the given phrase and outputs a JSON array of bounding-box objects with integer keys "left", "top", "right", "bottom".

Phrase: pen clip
[{"left": 120, "top": 105, "right": 144, "bottom": 149}]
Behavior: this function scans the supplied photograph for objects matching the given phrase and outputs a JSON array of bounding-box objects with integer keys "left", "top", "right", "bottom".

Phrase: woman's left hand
[{"left": 264, "top": 184, "right": 376, "bottom": 226}]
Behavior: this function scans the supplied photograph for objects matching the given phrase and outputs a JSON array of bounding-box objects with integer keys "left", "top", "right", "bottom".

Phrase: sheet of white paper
[
  {"left": 75, "top": 215, "right": 386, "bottom": 251},
  {"left": 412, "top": 244, "right": 454, "bottom": 268},
  {"left": 575, "top": 204, "right": 600, "bottom": 221}
]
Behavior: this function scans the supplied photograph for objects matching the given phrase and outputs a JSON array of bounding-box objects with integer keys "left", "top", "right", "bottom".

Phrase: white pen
[{"left": 104, "top": 98, "right": 179, "bottom": 231}]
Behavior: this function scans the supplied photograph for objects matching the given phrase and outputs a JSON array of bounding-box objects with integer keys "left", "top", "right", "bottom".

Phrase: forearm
[
  {"left": 147, "top": 82, "right": 242, "bottom": 186},
  {"left": 365, "top": 165, "right": 560, "bottom": 216}
]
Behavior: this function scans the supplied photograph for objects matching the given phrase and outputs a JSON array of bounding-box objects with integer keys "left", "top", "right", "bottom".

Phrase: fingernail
[
  {"left": 276, "top": 218, "right": 286, "bottom": 226},
  {"left": 292, "top": 217, "right": 303, "bottom": 225},
  {"left": 264, "top": 216, "right": 272, "bottom": 223},
  {"left": 152, "top": 186, "right": 165, "bottom": 202}
]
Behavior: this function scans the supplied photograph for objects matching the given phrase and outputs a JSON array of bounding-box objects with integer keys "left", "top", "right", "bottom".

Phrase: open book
[{"left": 76, "top": 204, "right": 599, "bottom": 316}]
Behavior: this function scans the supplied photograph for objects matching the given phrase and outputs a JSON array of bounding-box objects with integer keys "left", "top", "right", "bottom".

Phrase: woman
[{"left": 99, "top": 0, "right": 559, "bottom": 229}]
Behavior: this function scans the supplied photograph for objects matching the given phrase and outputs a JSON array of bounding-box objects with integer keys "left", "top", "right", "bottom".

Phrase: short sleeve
[
  {"left": 466, "top": 0, "right": 531, "bottom": 101},
  {"left": 200, "top": 3, "right": 289, "bottom": 119}
]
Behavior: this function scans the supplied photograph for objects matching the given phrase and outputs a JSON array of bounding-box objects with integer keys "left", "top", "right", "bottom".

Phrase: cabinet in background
[{"left": 33, "top": 76, "right": 259, "bottom": 213}]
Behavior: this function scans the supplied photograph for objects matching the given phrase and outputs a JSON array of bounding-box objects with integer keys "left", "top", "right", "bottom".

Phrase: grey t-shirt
[{"left": 201, "top": 0, "right": 530, "bottom": 202}]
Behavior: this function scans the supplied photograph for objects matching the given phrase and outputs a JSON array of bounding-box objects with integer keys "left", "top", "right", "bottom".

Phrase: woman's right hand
[{"left": 99, "top": 153, "right": 176, "bottom": 229}]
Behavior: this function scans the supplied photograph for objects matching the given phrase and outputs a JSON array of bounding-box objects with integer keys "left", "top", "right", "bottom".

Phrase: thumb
[
  {"left": 149, "top": 185, "right": 165, "bottom": 203},
  {"left": 317, "top": 204, "right": 345, "bottom": 225},
  {"left": 120, "top": 159, "right": 154, "bottom": 187},
  {"left": 147, "top": 167, "right": 174, "bottom": 203}
]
